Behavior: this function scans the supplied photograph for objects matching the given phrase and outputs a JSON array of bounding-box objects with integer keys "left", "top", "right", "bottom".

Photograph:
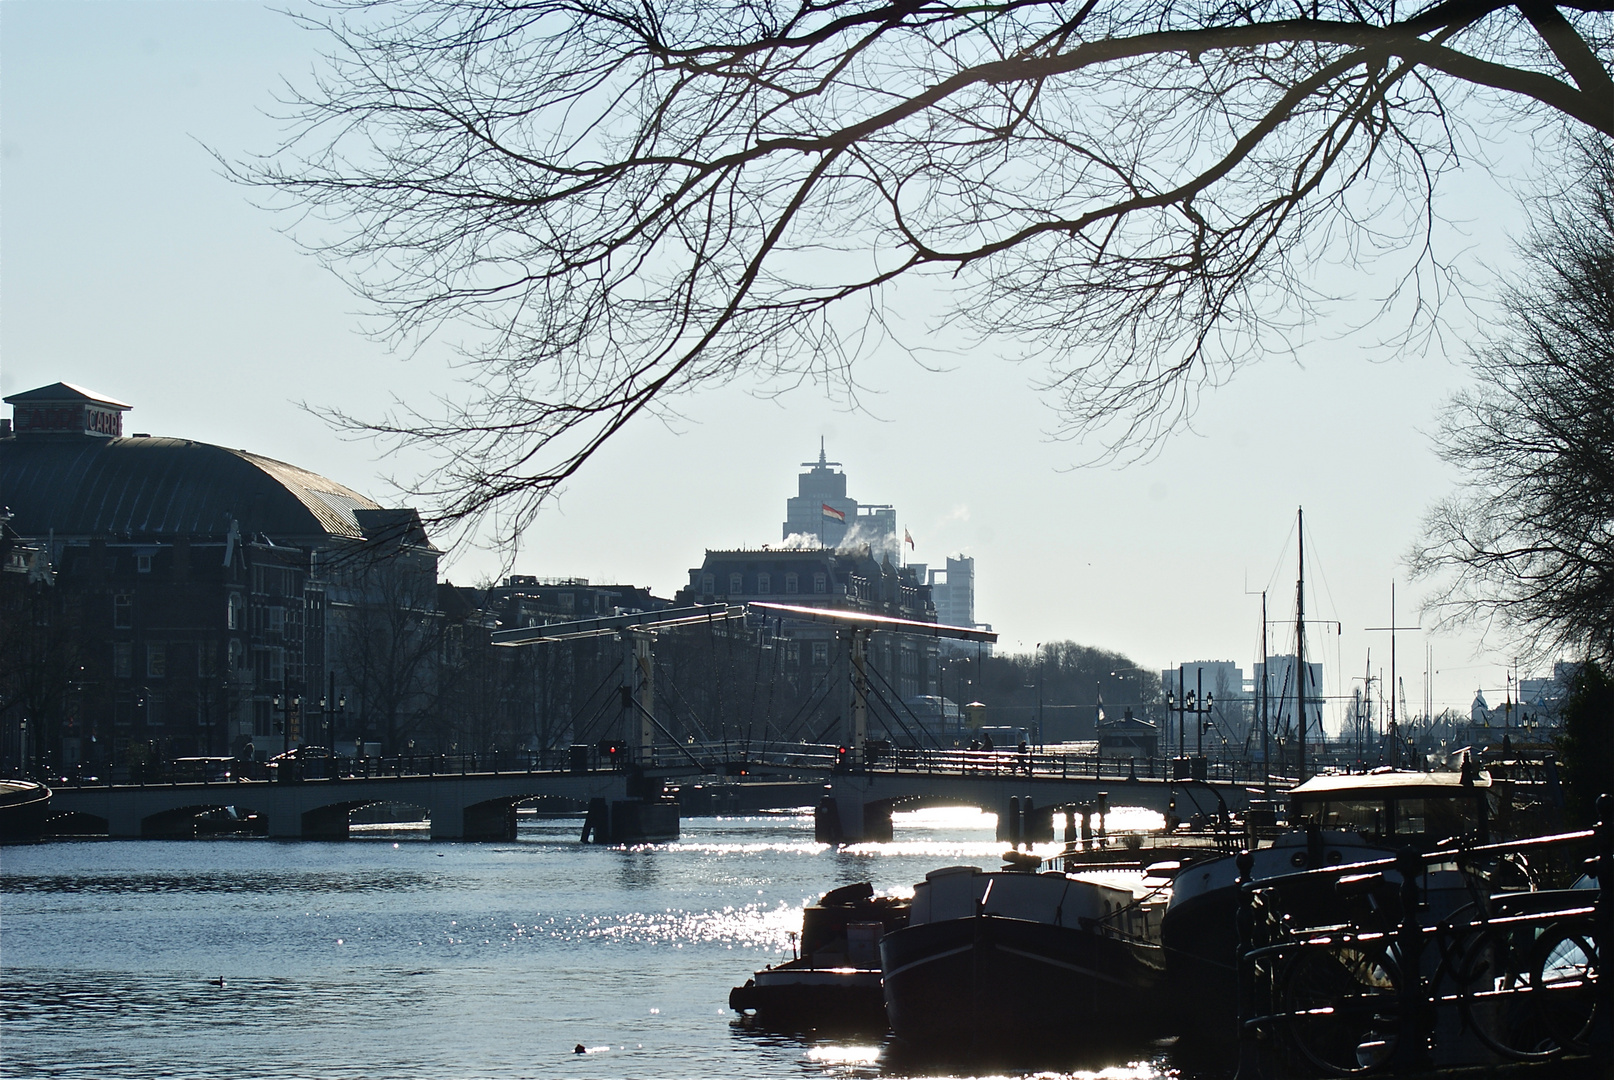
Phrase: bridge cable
[
  {"left": 569, "top": 652, "right": 628, "bottom": 747},
  {"left": 865, "top": 659, "right": 943, "bottom": 749}
]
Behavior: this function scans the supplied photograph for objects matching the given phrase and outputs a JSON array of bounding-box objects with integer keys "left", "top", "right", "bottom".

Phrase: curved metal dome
[{"left": 0, "top": 433, "right": 384, "bottom": 543}]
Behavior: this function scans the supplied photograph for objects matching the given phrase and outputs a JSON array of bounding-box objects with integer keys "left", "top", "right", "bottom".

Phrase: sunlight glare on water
[{"left": 2, "top": 811, "right": 1185, "bottom": 1079}]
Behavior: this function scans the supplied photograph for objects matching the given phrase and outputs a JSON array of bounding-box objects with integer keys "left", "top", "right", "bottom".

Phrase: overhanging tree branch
[{"left": 238, "top": 1, "right": 1614, "bottom": 551}]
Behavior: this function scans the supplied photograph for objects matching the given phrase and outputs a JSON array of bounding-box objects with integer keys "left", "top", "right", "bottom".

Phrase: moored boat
[
  {"left": 1161, "top": 767, "right": 1500, "bottom": 1042},
  {"left": 0, "top": 778, "right": 52, "bottom": 843},
  {"left": 880, "top": 859, "right": 1172, "bottom": 1053},
  {"left": 729, "top": 881, "right": 907, "bottom": 1030}
]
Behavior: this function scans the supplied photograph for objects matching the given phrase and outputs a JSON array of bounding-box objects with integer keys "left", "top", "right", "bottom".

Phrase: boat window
[
  {"left": 1396, "top": 796, "right": 1481, "bottom": 840},
  {"left": 1304, "top": 799, "right": 1385, "bottom": 837}
]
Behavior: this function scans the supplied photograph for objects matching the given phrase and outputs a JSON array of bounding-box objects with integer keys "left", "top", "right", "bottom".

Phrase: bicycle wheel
[
  {"left": 1531, "top": 918, "right": 1599, "bottom": 1055},
  {"left": 1449, "top": 924, "right": 1560, "bottom": 1061},
  {"left": 1281, "top": 941, "right": 1401, "bottom": 1076}
]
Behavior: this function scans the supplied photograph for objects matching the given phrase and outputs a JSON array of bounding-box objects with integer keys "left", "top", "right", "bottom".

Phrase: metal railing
[
  {"left": 52, "top": 741, "right": 1270, "bottom": 789},
  {"left": 1232, "top": 796, "right": 1611, "bottom": 1078}
]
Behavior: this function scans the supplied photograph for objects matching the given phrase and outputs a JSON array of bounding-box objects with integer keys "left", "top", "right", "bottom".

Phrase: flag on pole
[
  {"left": 821, "top": 503, "right": 845, "bottom": 523},
  {"left": 904, "top": 528, "right": 915, "bottom": 549}
]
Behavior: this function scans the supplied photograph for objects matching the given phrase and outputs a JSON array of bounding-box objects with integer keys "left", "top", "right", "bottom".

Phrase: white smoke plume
[{"left": 775, "top": 525, "right": 900, "bottom": 559}]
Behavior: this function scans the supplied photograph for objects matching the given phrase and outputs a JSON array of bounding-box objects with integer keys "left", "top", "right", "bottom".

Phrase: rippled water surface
[{"left": 2, "top": 808, "right": 1190, "bottom": 1079}]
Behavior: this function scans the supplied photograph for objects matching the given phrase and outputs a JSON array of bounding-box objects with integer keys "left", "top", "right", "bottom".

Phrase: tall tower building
[
  {"left": 929, "top": 555, "right": 975, "bottom": 629},
  {"left": 781, "top": 441, "right": 896, "bottom": 555}
]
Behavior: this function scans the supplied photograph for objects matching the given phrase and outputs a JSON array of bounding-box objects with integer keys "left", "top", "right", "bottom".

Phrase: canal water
[{"left": 2, "top": 807, "right": 1198, "bottom": 1079}]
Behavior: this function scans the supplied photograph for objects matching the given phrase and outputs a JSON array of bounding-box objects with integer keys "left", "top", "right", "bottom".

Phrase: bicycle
[{"left": 1271, "top": 869, "right": 1599, "bottom": 1075}]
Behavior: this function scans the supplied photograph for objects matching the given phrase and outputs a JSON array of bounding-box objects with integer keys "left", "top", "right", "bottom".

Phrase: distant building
[
  {"left": 1159, "top": 660, "right": 1249, "bottom": 751},
  {"left": 1252, "top": 655, "right": 1326, "bottom": 741},
  {"left": 926, "top": 554, "right": 975, "bottom": 628},
  {"left": 484, "top": 576, "right": 668, "bottom": 627},
  {"left": 781, "top": 442, "right": 897, "bottom": 556},
  {"left": 676, "top": 544, "right": 940, "bottom": 704},
  {"left": 1518, "top": 662, "right": 1579, "bottom": 732},
  {"left": 0, "top": 381, "right": 440, "bottom": 770},
  {"left": 1161, "top": 661, "right": 1246, "bottom": 703},
  {"left": 1097, "top": 708, "right": 1159, "bottom": 758}
]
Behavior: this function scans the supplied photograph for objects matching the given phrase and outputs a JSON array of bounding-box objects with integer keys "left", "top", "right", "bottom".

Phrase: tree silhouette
[
  {"left": 248, "top": 1, "right": 1614, "bottom": 542},
  {"left": 1412, "top": 139, "right": 1614, "bottom": 663}
]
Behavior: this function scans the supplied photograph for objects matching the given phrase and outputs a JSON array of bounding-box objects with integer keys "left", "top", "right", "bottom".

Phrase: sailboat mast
[
  {"left": 1295, "top": 507, "right": 1308, "bottom": 784},
  {"left": 1389, "top": 581, "right": 1398, "bottom": 769},
  {"left": 1362, "top": 650, "right": 1372, "bottom": 765},
  {"left": 1261, "top": 591, "right": 1271, "bottom": 799}
]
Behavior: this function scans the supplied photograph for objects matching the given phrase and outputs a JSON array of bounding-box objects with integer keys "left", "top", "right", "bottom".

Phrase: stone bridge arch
[{"left": 817, "top": 773, "right": 1248, "bottom": 844}]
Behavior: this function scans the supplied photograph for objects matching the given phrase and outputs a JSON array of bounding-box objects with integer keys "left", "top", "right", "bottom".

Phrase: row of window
[
  {"left": 114, "top": 641, "right": 220, "bottom": 680},
  {"left": 110, "top": 639, "right": 291, "bottom": 682},
  {"left": 251, "top": 564, "right": 304, "bottom": 599},
  {"left": 117, "top": 592, "right": 300, "bottom": 635},
  {"left": 702, "top": 570, "right": 830, "bottom": 596}
]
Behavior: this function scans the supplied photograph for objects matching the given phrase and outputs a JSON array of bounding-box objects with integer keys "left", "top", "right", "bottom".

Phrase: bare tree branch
[
  {"left": 1411, "top": 138, "right": 1614, "bottom": 663},
  {"left": 235, "top": 0, "right": 1614, "bottom": 550}
]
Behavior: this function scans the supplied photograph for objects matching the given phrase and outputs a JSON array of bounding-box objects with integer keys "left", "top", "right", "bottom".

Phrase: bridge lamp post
[
  {"left": 271, "top": 694, "right": 300, "bottom": 756},
  {"left": 1035, "top": 643, "right": 1045, "bottom": 747},
  {"left": 1164, "top": 687, "right": 1213, "bottom": 776},
  {"left": 319, "top": 692, "right": 345, "bottom": 755},
  {"left": 1165, "top": 690, "right": 1185, "bottom": 760}
]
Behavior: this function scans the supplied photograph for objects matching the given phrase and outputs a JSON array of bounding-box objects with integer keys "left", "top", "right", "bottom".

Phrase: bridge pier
[
  {"left": 141, "top": 809, "right": 198, "bottom": 839},
  {"left": 994, "top": 796, "right": 1056, "bottom": 845},
  {"left": 302, "top": 804, "right": 352, "bottom": 841},
  {"left": 813, "top": 779, "right": 893, "bottom": 845},
  {"left": 108, "top": 812, "right": 144, "bottom": 839},
  {"left": 456, "top": 800, "right": 519, "bottom": 842},
  {"left": 814, "top": 772, "right": 1244, "bottom": 846}
]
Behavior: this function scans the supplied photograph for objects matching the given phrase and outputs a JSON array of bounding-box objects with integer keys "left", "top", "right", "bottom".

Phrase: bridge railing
[
  {"left": 854, "top": 745, "right": 1263, "bottom": 785},
  {"left": 54, "top": 742, "right": 1269, "bottom": 789}
]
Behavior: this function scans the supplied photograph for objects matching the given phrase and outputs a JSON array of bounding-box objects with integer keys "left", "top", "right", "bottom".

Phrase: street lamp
[
  {"left": 271, "top": 693, "right": 300, "bottom": 756},
  {"left": 1036, "top": 643, "right": 1045, "bottom": 747},
  {"left": 1197, "top": 691, "right": 1215, "bottom": 755},
  {"left": 1165, "top": 671, "right": 1215, "bottom": 779},
  {"left": 319, "top": 692, "right": 346, "bottom": 754}
]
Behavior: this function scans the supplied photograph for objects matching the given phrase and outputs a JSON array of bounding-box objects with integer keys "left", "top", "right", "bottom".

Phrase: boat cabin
[{"left": 1287, "top": 769, "right": 1490, "bottom": 848}]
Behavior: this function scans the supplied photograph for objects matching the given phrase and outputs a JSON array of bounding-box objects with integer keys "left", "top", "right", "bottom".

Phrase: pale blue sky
[{"left": 2, "top": 1, "right": 1555, "bottom": 725}]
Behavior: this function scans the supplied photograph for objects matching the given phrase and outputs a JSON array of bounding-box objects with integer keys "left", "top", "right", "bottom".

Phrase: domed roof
[{"left": 0, "top": 432, "right": 384, "bottom": 543}]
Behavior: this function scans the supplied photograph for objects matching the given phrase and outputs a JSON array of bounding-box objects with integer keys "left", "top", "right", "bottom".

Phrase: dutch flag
[{"left": 821, "top": 503, "right": 846, "bottom": 523}]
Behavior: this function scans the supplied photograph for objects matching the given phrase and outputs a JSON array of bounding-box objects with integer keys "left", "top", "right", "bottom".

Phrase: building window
[
  {"left": 146, "top": 643, "right": 166, "bottom": 679},
  {"left": 267, "top": 606, "right": 285, "bottom": 633},
  {"left": 701, "top": 573, "right": 715, "bottom": 595},
  {"left": 786, "top": 641, "right": 800, "bottom": 665},
  {"left": 136, "top": 553, "right": 152, "bottom": 573},
  {"left": 114, "top": 594, "right": 133, "bottom": 629},
  {"left": 228, "top": 639, "right": 244, "bottom": 671},
  {"left": 227, "top": 593, "right": 243, "bottom": 630},
  {"left": 785, "top": 573, "right": 799, "bottom": 595},
  {"left": 142, "top": 694, "right": 164, "bottom": 727},
  {"left": 813, "top": 572, "right": 828, "bottom": 594},
  {"left": 729, "top": 572, "right": 744, "bottom": 594},
  {"left": 811, "top": 641, "right": 829, "bottom": 666},
  {"left": 269, "top": 648, "right": 285, "bottom": 683},
  {"left": 113, "top": 642, "right": 132, "bottom": 679},
  {"left": 756, "top": 572, "right": 770, "bottom": 595}
]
